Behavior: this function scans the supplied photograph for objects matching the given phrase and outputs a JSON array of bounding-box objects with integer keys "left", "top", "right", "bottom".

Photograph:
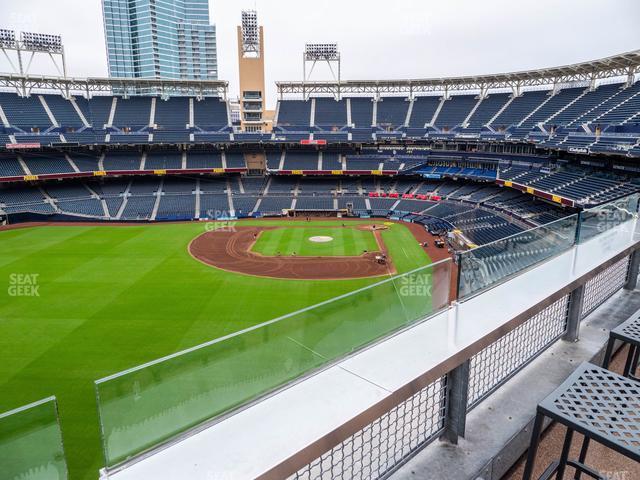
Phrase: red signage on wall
[{"left": 5, "top": 143, "right": 41, "bottom": 149}]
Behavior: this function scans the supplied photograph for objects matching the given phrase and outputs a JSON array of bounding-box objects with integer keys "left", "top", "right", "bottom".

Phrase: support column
[
  {"left": 563, "top": 284, "right": 585, "bottom": 342},
  {"left": 441, "top": 360, "right": 470, "bottom": 444},
  {"left": 626, "top": 67, "right": 635, "bottom": 88},
  {"left": 624, "top": 249, "right": 640, "bottom": 291}
]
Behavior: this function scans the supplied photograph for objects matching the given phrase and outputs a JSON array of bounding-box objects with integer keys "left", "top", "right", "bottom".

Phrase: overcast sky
[{"left": 1, "top": 0, "right": 639, "bottom": 106}]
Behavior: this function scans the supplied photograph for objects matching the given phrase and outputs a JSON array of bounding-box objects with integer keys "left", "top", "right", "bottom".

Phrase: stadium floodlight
[
  {"left": 0, "top": 29, "right": 67, "bottom": 87},
  {"left": 241, "top": 10, "right": 260, "bottom": 56},
  {"left": 303, "top": 43, "right": 341, "bottom": 98},
  {"left": 304, "top": 43, "right": 339, "bottom": 61},
  {"left": 20, "top": 31, "right": 63, "bottom": 53},
  {"left": 0, "top": 29, "right": 16, "bottom": 48}
]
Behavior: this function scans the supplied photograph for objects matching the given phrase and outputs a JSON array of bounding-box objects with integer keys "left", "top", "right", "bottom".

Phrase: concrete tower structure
[{"left": 237, "top": 11, "right": 271, "bottom": 132}]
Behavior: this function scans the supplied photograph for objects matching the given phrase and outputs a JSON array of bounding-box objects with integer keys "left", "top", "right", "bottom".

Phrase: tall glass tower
[{"left": 102, "top": 0, "right": 218, "bottom": 80}]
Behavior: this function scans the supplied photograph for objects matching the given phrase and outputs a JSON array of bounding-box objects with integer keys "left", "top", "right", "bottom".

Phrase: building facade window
[{"left": 102, "top": 0, "right": 218, "bottom": 81}]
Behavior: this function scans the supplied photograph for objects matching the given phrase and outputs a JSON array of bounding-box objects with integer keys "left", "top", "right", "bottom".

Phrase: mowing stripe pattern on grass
[
  {"left": 0, "top": 220, "right": 432, "bottom": 479},
  {"left": 252, "top": 226, "right": 379, "bottom": 257}
]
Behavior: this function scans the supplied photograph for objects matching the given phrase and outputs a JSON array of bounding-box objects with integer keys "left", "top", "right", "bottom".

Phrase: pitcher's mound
[{"left": 309, "top": 236, "right": 334, "bottom": 243}]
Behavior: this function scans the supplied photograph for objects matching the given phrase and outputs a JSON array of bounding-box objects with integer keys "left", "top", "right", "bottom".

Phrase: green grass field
[
  {"left": 0, "top": 220, "right": 432, "bottom": 479},
  {"left": 251, "top": 225, "right": 380, "bottom": 256}
]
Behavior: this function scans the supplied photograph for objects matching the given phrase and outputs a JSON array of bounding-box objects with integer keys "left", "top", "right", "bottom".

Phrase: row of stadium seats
[
  {"left": 0, "top": 93, "right": 229, "bottom": 133},
  {"left": 0, "top": 150, "right": 502, "bottom": 177},
  {"left": 498, "top": 166, "right": 638, "bottom": 204},
  {"left": 3, "top": 124, "right": 639, "bottom": 159},
  {"left": 2, "top": 159, "right": 634, "bottom": 208},
  {"left": 459, "top": 226, "right": 572, "bottom": 294},
  {"left": 0, "top": 176, "right": 565, "bottom": 238},
  {"left": 390, "top": 198, "right": 528, "bottom": 244},
  {"left": 2, "top": 147, "right": 637, "bottom": 207},
  {"left": 275, "top": 81, "right": 640, "bottom": 132},
  {"left": 0, "top": 151, "right": 246, "bottom": 176},
  {"left": 2, "top": 80, "right": 640, "bottom": 159},
  {"left": 269, "top": 152, "right": 428, "bottom": 172}
]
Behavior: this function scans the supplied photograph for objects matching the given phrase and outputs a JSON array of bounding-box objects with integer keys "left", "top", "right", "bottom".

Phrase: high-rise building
[{"left": 102, "top": 0, "right": 218, "bottom": 80}]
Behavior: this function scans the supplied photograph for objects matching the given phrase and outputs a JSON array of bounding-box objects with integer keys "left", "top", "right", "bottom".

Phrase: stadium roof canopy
[
  {"left": 277, "top": 49, "right": 640, "bottom": 97},
  {"left": 0, "top": 73, "right": 229, "bottom": 98}
]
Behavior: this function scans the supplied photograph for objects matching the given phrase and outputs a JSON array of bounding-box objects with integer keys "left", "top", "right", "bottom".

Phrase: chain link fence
[
  {"left": 581, "top": 256, "right": 630, "bottom": 318},
  {"left": 291, "top": 377, "right": 447, "bottom": 480},
  {"left": 467, "top": 295, "right": 570, "bottom": 409}
]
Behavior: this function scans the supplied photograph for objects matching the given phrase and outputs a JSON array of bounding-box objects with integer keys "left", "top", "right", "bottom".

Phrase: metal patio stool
[
  {"left": 568, "top": 312, "right": 640, "bottom": 479},
  {"left": 522, "top": 362, "right": 640, "bottom": 480},
  {"left": 602, "top": 312, "right": 640, "bottom": 382}
]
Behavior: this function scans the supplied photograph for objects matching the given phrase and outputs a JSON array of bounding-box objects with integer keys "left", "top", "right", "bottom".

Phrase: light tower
[
  {"left": 0, "top": 29, "right": 68, "bottom": 96},
  {"left": 0, "top": 29, "right": 67, "bottom": 77},
  {"left": 237, "top": 10, "right": 269, "bottom": 132},
  {"left": 303, "top": 43, "right": 341, "bottom": 99}
]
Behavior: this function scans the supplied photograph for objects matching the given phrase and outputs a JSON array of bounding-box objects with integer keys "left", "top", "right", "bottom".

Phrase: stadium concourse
[{"left": 2, "top": 49, "right": 640, "bottom": 480}]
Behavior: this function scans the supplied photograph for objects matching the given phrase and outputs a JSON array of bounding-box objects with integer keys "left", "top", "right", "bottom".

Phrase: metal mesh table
[
  {"left": 523, "top": 362, "right": 640, "bottom": 480},
  {"left": 603, "top": 311, "right": 640, "bottom": 381}
]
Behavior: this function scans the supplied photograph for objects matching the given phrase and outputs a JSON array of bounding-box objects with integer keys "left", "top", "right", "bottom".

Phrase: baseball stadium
[{"left": 1, "top": 3, "right": 640, "bottom": 480}]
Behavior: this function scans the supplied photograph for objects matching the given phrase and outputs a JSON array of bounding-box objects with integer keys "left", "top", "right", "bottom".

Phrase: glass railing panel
[
  {"left": 578, "top": 192, "right": 640, "bottom": 244},
  {"left": 95, "top": 259, "right": 452, "bottom": 467},
  {"left": 0, "top": 397, "right": 68, "bottom": 480},
  {"left": 457, "top": 214, "right": 579, "bottom": 299}
]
